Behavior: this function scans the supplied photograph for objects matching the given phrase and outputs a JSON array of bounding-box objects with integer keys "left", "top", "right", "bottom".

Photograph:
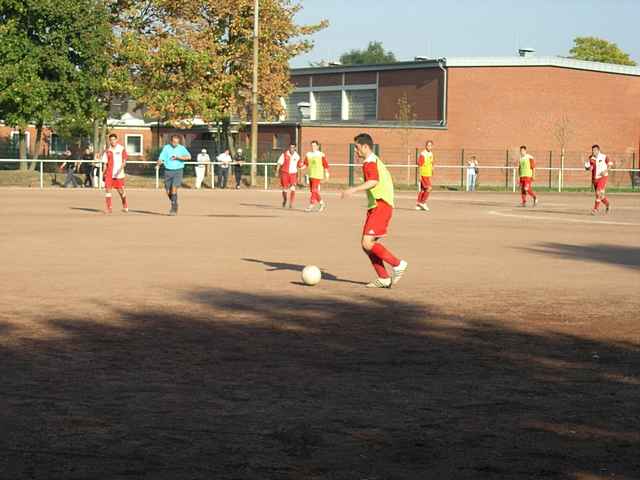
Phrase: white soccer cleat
[
  {"left": 422, "top": 203, "right": 430, "bottom": 211},
  {"left": 304, "top": 205, "right": 314, "bottom": 212},
  {"left": 318, "top": 201, "right": 325, "bottom": 212},
  {"left": 415, "top": 205, "right": 422, "bottom": 211},
  {"left": 391, "top": 260, "right": 408, "bottom": 285},
  {"left": 365, "top": 277, "right": 392, "bottom": 289}
]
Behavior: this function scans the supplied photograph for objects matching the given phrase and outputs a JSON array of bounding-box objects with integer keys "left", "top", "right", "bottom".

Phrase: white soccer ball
[{"left": 301, "top": 265, "right": 322, "bottom": 286}]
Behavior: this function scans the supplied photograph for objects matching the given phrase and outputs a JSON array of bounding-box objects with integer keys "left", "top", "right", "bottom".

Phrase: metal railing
[{"left": 0, "top": 159, "right": 638, "bottom": 192}]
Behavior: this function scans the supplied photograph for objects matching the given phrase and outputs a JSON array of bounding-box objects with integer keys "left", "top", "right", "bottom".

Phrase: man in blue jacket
[{"left": 157, "top": 135, "right": 192, "bottom": 215}]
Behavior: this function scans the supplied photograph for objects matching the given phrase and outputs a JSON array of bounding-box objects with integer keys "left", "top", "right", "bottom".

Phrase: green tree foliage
[
  {"left": 569, "top": 37, "right": 636, "bottom": 66},
  {"left": 340, "top": 41, "right": 396, "bottom": 66},
  {"left": 0, "top": 0, "right": 112, "bottom": 166},
  {"left": 112, "top": 0, "right": 327, "bottom": 126}
]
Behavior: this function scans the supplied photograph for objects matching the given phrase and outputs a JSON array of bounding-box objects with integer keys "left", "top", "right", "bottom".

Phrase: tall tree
[
  {"left": 340, "top": 41, "right": 396, "bottom": 66},
  {"left": 569, "top": 37, "right": 636, "bottom": 66},
  {"left": 0, "top": 0, "right": 112, "bottom": 168},
  {"left": 113, "top": 0, "right": 327, "bottom": 127}
]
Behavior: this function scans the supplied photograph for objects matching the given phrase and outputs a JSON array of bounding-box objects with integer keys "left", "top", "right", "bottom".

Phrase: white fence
[{"left": 0, "top": 159, "right": 638, "bottom": 192}]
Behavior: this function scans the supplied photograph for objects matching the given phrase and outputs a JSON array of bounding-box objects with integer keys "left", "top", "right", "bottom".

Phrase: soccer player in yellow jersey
[
  {"left": 518, "top": 146, "right": 538, "bottom": 207},
  {"left": 299, "top": 140, "right": 330, "bottom": 212},
  {"left": 342, "top": 133, "right": 408, "bottom": 288},
  {"left": 416, "top": 140, "right": 434, "bottom": 211}
]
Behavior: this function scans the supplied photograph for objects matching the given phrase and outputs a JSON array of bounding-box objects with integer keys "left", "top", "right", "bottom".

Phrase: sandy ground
[{"left": 1, "top": 187, "right": 639, "bottom": 479}]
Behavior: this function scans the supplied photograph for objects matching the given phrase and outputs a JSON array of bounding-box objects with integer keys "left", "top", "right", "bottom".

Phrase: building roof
[
  {"left": 291, "top": 56, "right": 640, "bottom": 77},
  {"left": 445, "top": 56, "right": 640, "bottom": 76}
]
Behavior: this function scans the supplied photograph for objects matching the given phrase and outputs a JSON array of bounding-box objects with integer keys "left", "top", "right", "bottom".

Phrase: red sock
[
  {"left": 105, "top": 195, "right": 113, "bottom": 210},
  {"left": 602, "top": 197, "right": 609, "bottom": 207},
  {"left": 371, "top": 243, "right": 400, "bottom": 267},
  {"left": 594, "top": 199, "right": 601, "bottom": 210},
  {"left": 122, "top": 195, "right": 128, "bottom": 209},
  {"left": 528, "top": 188, "right": 536, "bottom": 199},
  {"left": 424, "top": 191, "right": 430, "bottom": 202},
  {"left": 367, "top": 252, "right": 389, "bottom": 278},
  {"left": 289, "top": 190, "right": 296, "bottom": 205},
  {"left": 417, "top": 191, "right": 423, "bottom": 204},
  {"left": 521, "top": 192, "right": 527, "bottom": 203}
]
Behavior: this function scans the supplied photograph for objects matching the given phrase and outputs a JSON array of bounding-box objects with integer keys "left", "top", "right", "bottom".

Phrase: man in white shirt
[
  {"left": 276, "top": 143, "right": 301, "bottom": 208},
  {"left": 216, "top": 148, "right": 232, "bottom": 189},
  {"left": 195, "top": 148, "right": 210, "bottom": 189},
  {"left": 466, "top": 156, "right": 478, "bottom": 192}
]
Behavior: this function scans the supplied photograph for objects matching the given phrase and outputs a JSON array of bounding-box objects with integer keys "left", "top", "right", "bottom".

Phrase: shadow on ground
[
  {"left": 524, "top": 243, "right": 640, "bottom": 270},
  {"left": 243, "top": 258, "right": 368, "bottom": 286},
  {"left": 0, "top": 289, "right": 638, "bottom": 479}
]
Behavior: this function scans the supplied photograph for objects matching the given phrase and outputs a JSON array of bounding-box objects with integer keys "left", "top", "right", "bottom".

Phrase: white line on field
[{"left": 487, "top": 210, "right": 639, "bottom": 226}]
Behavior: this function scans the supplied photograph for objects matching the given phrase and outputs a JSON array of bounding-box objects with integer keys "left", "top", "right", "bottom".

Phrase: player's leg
[
  {"left": 600, "top": 179, "right": 610, "bottom": 212},
  {"left": 362, "top": 235, "right": 391, "bottom": 287},
  {"left": 520, "top": 179, "right": 527, "bottom": 205},
  {"left": 288, "top": 183, "right": 296, "bottom": 208},
  {"left": 117, "top": 186, "right": 128, "bottom": 212},
  {"left": 104, "top": 185, "right": 113, "bottom": 213},
  {"left": 280, "top": 172, "right": 288, "bottom": 207},
  {"left": 527, "top": 180, "right": 537, "bottom": 205}
]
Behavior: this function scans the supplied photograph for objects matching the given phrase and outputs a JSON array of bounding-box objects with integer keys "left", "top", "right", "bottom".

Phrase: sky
[{"left": 291, "top": 0, "right": 639, "bottom": 67}]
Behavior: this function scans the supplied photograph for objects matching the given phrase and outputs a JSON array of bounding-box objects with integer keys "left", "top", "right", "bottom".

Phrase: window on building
[
  {"left": 273, "top": 133, "right": 289, "bottom": 150},
  {"left": 314, "top": 91, "right": 342, "bottom": 121},
  {"left": 286, "top": 92, "right": 310, "bottom": 121},
  {"left": 49, "top": 134, "right": 67, "bottom": 154},
  {"left": 10, "top": 131, "right": 31, "bottom": 152},
  {"left": 125, "top": 134, "right": 143, "bottom": 156},
  {"left": 347, "top": 90, "right": 377, "bottom": 121}
]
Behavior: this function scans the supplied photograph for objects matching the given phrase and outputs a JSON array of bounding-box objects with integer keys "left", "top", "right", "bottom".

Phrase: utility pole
[{"left": 250, "top": 0, "right": 259, "bottom": 186}]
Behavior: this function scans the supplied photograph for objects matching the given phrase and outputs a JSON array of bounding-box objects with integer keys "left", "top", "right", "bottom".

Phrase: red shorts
[
  {"left": 280, "top": 172, "right": 297, "bottom": 189},
  {"left": 420, "top": 176, "right": 432, "bottom": 190},
  {"left": 363, "top": 200, "right": 393, "bottom": 237},
  {"left": 594, "top": 177, "right": 608, "bottom": 191},
  {"left": 520, "top": 177, "right": 532, "bottom": 190},
  {"left": 105, "top": 177, "right": 125, "bottom": 189}
]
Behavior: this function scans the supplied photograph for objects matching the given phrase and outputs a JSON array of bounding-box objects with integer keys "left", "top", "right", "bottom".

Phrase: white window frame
[
  {"left": 125, "top": 134, "right": 144, "bottom": 156},
  {"left": 11, "top": 131, "right": 30, "bottom": 149},
  {"left": 49, "top": 133, "right": 67, "bottom": 154}
]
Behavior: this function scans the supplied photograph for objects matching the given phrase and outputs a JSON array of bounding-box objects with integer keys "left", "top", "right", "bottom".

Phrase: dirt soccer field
[{"left": 1, "top": 187, "right": 639, "bottom": 479}]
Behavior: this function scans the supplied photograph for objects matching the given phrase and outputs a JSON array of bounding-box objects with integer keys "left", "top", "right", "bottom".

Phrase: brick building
[{"left": 4, "top": 54, "right": 639, "bottom": 186}]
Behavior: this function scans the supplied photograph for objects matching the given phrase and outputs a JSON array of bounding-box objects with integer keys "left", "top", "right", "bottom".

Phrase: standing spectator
[
  {"left": 195, "top": 148, "right": 210, "bottom": 189},
  {"left": 233, "top": 148, "right": 245, "bottom": 189},
  {"left": 59, "top": 149, "right": 80, "bottom": 188},
  {"left": 216, "top": 148, "right": 232, "bottom": 189},
  {"left": 466, "top": 156, "right": 478, "bottom": 192},
  {"left": 81, "top": 147, "right": 94, "bottom": 188},
  {"left": 157, "top": 135, "right": 191, "bottom": 216}
]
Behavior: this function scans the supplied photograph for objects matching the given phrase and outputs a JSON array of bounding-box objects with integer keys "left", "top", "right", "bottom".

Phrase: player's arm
[
  {"left": 298, "top": 155, "right": 308, "bottom": 171},
  {"left": 276, "top": 153, "right": 284, "bottom": 175},
  {"left": 606, "top": 156, "right": 614, "bottom": 168},
  {"left": 417, "top": 154, "right": 425, "bottom": 167},
  {"left": 156, "top": 146, "right": 167, "bottom": 168},
  {"left": 322, "top": 155, "right": 330, "bottom": 179},
  {"left": 584, "top": 157, "right": 593, "bottom": 170},
  {"left": 59, "top": 161, "right": 67, "bottom": 171},
  {"left": 530, "top": 157, "right": 536, "bottom": 180},
  {"left": 341, "top": 179, "right": 378, "bottom": 198},
  {"left": 177, "top": 148, "right": 191, "bottom": 161}
]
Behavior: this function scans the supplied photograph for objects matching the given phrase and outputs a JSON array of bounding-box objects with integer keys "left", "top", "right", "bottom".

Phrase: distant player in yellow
[
  {"left": 518, "top": 145, "right": 538, "bottom": 207},
  {"left": 299, "top": 140, "right": 330, "bottom": 212},
  {"left": 416, "top": 140, "right": 434, "bottom": 211}
]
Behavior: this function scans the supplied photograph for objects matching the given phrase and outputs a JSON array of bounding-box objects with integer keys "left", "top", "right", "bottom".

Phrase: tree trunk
[
  {"left": 18, "top": 128, "right": 28, "bottom": 170},
  {"left": 29, "top": 121, "right": 44, "bottom": 170}
]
